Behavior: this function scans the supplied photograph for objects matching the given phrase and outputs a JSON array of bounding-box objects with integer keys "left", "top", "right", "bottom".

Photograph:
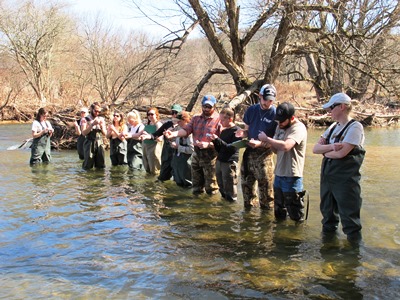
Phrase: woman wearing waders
[
  {"left": 313, "top": 93, "right": 366, "bottom": 243},
  {"left": 74, "top": 107, "right": 89, "bottom": 160},
  {"left": 80, "top": 102, "right": 107, "bottom": 170},
  {"left": 106, "top": 111, "right": 128, "bottom": 166},
  {"left": 30, "top": 107, "right": 54, "bottom": 165}
]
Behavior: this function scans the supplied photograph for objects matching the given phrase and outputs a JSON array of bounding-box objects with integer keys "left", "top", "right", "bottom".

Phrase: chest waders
[
  {"left": 82, "top": 129, "right": 105, "bottom": 169},
  {"left": 30, "top": 123, "right": 51, "bottom": 165},
  {"left": 171, "top": 137, "right": 192, "bottom": 187},
  {"left": 127, "top": 126, "right": 143, "bottom": 170},
  {"left": 320, "top": 120, "right": 366, "bottom": 236},
  {"left": 109, "top": 137, "right": 127, "bottom": 166}
]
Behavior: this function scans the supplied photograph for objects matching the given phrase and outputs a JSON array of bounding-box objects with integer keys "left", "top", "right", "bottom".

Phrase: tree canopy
[
  {"left": 131, "top": 0, "right": 400, "bottom": 104},
  {"left": 0, "top": 0, "right": 399, "bottom": 112}
]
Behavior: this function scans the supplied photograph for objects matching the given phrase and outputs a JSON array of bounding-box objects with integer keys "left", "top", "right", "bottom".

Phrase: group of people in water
[{"left": 30, "top": 85, "right": 366, "bottom": 243}]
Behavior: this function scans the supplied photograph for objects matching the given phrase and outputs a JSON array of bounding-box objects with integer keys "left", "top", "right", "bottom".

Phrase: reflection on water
[{"left": 0, "top": 124, "right": 399, "bottom": 299}]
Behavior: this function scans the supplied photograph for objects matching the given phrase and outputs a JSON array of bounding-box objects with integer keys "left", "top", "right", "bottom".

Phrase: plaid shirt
[{"left": 183, "top": 110, "right": 220, "bottom": 142}]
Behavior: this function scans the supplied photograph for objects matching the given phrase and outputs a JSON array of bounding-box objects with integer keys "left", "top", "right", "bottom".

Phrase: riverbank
[{"left": 2, "top": 101, "right": 399, "bottom": 151}]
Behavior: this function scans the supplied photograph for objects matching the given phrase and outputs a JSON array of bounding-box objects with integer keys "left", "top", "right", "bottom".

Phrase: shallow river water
[{"left": 0, "top": 124, "right": 399, "bottom": 299}]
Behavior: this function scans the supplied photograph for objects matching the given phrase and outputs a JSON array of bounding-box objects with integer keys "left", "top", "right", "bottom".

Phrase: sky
[{"left": 67, "top": 0, "right": 183, "bottom": 38}]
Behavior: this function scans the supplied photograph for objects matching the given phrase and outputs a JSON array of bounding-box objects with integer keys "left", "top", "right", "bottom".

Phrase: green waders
[
  {"left": 127, "top": 139, "right": 143, "bottom": 170},
  {"left": 320, "top": 146, "right": 365, "bottom": 236},
  {"left": 82, "top": 130, "right": 105, "bottom": 169},
  {"left": 109, "top": 138, "right": 127, "bottom": 166},
  {"left": 30, "top": 134, "right": 52, "bottom": 165}
]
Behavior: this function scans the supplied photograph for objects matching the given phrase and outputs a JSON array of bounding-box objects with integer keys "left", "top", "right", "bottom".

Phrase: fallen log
[{"left": 353, "top": 111, "right": 400, "bottom": 119}]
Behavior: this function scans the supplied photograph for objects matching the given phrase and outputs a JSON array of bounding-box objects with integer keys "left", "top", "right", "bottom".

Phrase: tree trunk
[{"left": 186, "top": 68, "right": 228, "bottom": 112}]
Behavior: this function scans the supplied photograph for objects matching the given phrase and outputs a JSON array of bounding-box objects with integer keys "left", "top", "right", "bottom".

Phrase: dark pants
[
  {"left": 158, "top": 140, "right": 174, "bottom": 181},
  {"left": 77, "top": 134, "right": 85, "bottom": 160}
]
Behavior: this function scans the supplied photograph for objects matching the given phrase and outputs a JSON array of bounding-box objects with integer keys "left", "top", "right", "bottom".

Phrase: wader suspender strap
[
  {"left": 325, "top": 119, "right": 356, "bottom": 144},
  {"left": 40, "top": 121, "right": 48, "bottom": 131}
]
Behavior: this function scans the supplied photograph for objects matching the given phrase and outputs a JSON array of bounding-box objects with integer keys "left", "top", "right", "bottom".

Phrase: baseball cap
[
  {"left": 275, "top": 102, "right": 295, "bottom": 122},
  {"left": 80, "top": 107, "right": 88, "bottom": 113},
  {"left": 322, "top": 93, "right": 351, "bottom": 109},
  {"left": 260, "top": 84, "right": 277, "bottom": 101},
  {"left": 171, "top": 104, "right": 182, "bottom": 113},
  {"left": 202, "top": 95, "right": 216, "bottom": 106}
]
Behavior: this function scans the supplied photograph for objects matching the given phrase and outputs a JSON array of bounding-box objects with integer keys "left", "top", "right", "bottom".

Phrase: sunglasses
[
  {"left": 329, "top": 103, "right": 341, "bottom": 110},
  {"left": 202, "top": 105, "right": 212, "bottom": 109},
  {"left": 114, "top": 114, "right": 120, "bottom": 117},
  {"left": 171, "top": 110, "right": 178, "bottom": 115},
  {"left": 94, "top": 109, "right": 101, "bottom": 113},
  {"left": 147, "top": 113, "right": 155, "bottom": 116}
]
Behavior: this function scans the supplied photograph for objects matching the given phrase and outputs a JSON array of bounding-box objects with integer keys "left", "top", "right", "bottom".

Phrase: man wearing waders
[
  {"left": 164, "top": 95, "right": 220, "bottom": 195},
  {"left": 235, "top": 84, "right": 277, "bottom": 209},
  {"left": 313, "top": 93, "right": 366, "bottom": 243},
  {"left": 258, "top": 102, "right": 307, "bottom": 222},
  {"left": 80, "top": 102, "right": 107, "bottom": 169}
]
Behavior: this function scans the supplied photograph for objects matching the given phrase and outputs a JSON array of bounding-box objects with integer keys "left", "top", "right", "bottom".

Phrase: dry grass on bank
[{"left": 1, "top": 81, "right": 399, "bottom": 128}]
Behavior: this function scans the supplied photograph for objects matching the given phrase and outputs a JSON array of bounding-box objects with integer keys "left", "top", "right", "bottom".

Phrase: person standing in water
[
  {"left": 30, "top": 107, "right": 54, "bottom": 165},
  {"left": 107, "top": 111, "right": 128, "bottom": 166},
  {"left": 313, "top": 93, "right": 366, "bottom": 243},
  {"left": 258, "top": 102, "right": 307, "bottom": 222},
  {"left": 74, "top": 107, "right": 88, "bottom": 160},
  {"left": 125, "top": 110, "right": 145, "bottom": 170},
  {"left": 235, "top": 84, "right": 277, "bottom": 209},
  {"left": 80, "top": 102, "right": 107, "bottom": 169}
]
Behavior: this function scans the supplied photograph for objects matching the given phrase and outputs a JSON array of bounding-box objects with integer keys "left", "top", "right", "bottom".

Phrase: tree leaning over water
[{"left": 130, "top": 0, "right": 400, "bottom": 107}]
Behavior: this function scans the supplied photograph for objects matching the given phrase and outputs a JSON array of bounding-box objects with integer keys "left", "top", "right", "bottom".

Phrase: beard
[
  {"left": 279, "top": 119, "right": 292, "bottom": 129},
  {"left": 202, "top": 108, "right": 214, "bottom": 117}
]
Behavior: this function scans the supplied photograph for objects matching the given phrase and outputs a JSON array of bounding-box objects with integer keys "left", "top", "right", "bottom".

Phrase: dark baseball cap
[{"left": 275, "top": 102, "right": 295, "bottom": 122}]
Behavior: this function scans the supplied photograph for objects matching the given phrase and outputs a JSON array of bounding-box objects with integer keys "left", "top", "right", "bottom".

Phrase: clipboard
[{"left": 230, "top": 139, "right": 248, "bottom": 149}]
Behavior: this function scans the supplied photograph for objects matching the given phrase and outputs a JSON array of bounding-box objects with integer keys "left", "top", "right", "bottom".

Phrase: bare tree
[
  {"left": 130, "top": 0, "right": 400, "bottom": 106},
  {"left": 290, "top": 0, "right": 400, "bottom": 101},
  {"left": 0, "top": 1, "right": 71, "bottom": 103},
  {"left": 80, "top": 16, "right": 173, "bottom": 106}
]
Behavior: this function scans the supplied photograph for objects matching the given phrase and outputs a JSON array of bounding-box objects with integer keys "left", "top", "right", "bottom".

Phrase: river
[{"left": 0, "top": 123, "right": 399, "bottom": 299}]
